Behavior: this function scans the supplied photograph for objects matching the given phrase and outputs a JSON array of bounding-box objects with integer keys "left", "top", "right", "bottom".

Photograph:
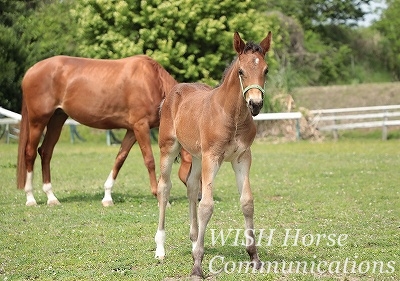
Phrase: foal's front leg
[
  {"left": 191, "top": 156, "right": 220, "bottom": 278},
  {"left": 232, "top": 149, "right": 261, "bottom": 268}
]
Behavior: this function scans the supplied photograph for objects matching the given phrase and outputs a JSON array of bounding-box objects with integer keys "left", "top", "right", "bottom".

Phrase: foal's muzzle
[
  {"left": 244, "top": 86, "right": 265, "bottom": 116},
  {"left": 248, "top": 98, "right": 263, "bottom": 116},
  {"left": 239, "top": 75, "right": 265, "bottom": 116}
]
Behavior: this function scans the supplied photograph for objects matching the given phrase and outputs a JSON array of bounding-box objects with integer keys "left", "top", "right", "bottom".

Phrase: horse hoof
[
  {"left": 251, "top": 258, "right": 262, "bottom": 270},
  {"left": 26, "top": 200, "right": 37, "bottom": 207},
  {"left": 102, "top": 200, "right": 114, "bottom": 207},
  {"left": 190, "top": 267, "right": 203, "bottom": 279},
  {"left": 47, "top": 199, "right": 61, "bottom": 206},
  {"left": 189, "top": 275, "right": 202, "bottom": 281}
]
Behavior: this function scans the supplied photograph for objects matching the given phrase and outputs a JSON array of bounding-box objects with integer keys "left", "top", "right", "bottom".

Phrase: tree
[
  {"left": 374, "top": 0, "right": 400, "bottom": 79},
  {"left": 22, "top": 0, "right": 79, "bottom": 67},
  {"left": 72, "top": 0, "right": 281, "bottom": 85},
  {"left": 267, "top": 0, "right": 373, "bottom": 28},
  {"left": 0, "top": 0, "right": 31, "bottom": 112},
  {"left": 0, "top": 0, "right": 78, "bottom": 112}
]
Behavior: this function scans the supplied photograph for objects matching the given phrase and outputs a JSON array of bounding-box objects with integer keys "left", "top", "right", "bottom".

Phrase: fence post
[
  {"left": 5, "top": 123, "right": 10, "bottom": 144},
  {"left": 295, "top": 118, "right": 300, "bottom": 140},
  {"left": 106, "top": 130, "right": 111, "bottom": 146},
  {"left": 332, "top": 113, "right": 338, "bottom": 140},
  {"left": 382, "top": 110, "right": 388, "bottom": 140}
]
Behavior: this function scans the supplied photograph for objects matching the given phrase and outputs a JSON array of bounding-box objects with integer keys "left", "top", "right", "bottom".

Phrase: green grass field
[{"left": 0, "top": 139, "right": 399, "bottom": 280}]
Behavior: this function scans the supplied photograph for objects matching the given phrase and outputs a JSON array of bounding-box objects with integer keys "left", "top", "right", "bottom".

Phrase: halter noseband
[{"left": 238, "top": 74, "right": 266, "bottom": 100}]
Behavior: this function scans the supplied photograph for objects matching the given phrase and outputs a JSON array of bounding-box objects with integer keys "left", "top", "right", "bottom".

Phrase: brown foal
[{"left": 155, "top": 31, "right": 272, "bottom": 277}]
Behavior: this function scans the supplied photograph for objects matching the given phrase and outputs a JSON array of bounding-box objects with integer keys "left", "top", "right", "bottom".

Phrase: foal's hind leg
[
  {"left": 231, "top": 149, "right": 261, "bottom": 268},
  {"left": 38, "top": 110, "right": 68, "bottom": 206},
  {"left": 186, "top": 157, "right": 201, "bottom": 251},
  {"left": 102, "top": 130, "right": 136, "bottom": 207}
]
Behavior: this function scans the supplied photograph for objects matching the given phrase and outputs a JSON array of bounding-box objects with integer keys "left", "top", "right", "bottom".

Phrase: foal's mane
[{"left": 218, "top": 41, "right": 264, "bottom": 86}]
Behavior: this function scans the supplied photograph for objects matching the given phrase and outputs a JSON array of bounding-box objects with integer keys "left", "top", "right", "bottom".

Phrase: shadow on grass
[
  {"left": 59, "top": 192, "right": 221, "bottom": 205},
  {"left": 204, "top": 246, "right": 287, "bottom": 263}
]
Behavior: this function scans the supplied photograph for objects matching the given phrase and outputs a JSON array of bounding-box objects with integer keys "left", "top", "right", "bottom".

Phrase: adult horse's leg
[
  {"left": 24, "top": 122, "right": 48, "bottom": 206},
  {"left": 186, "top": 157, "right": 202, "bottom": 251},
  {"left": 102, "top": 130, "right": 136, "bottom": 207},
  {"left": 191, "top": 155, "right": 220, "bottom": 278},
  {"left": 231, "top": 149, "right": 261, "bottom": 268},
  {"left": 155, "top": 139, "right": 181, "bottom": 259},
  {"left": 179, "top": 149, "right": 203, "bottom": 201},
  {"left": 38, "top": 110, "right": 68, "bottom": 206},
  {"left": 178, "top": 148, "right": 192, "bottom": 185},
  {"left": 133, "top": 121, "right": 158, "bottom": 197}
]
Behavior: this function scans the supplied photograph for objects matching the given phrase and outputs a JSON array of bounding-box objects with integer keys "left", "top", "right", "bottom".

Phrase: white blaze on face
[{"left": 254, "top": 58, "right": 259, "bottom": 65}]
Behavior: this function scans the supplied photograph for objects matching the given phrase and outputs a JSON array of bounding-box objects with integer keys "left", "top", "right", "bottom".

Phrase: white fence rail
[
  {"left": 1, "top": 106, "right": 304, "bottom": 143},
  {"left": 253, "top": 112, "right": 302, "bottom": 139},
  {"left": 0, "top": 106, "right": 80, "bottom": 143},
  {"left": 310, "top": 105, "right": 400, "bottom": 140},
  {"left": 4, "top": 103, "right": 399, "bottom": 142}
]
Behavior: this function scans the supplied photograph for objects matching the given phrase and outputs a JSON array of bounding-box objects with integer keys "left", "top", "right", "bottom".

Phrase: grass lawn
[{"left": 0, "top": 139, "right": 399, "bottom": 280}]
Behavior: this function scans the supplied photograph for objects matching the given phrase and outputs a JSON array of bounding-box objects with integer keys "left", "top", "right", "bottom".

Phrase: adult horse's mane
[
  {"left": 148, "top": 58, "right": 178, "bottom": 98},
  {"left": 218, "top": 41, "right": 265, "bottom": 86}
]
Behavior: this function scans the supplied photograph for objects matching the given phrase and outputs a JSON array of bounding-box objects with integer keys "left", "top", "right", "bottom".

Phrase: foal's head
[{"left": 234, "top": 31, "right": 272, "bottom": 116}]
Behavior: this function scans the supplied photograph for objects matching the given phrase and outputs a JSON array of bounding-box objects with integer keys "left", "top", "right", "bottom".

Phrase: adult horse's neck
[
  {"left": 149, "top": 57, "right": 178, "bottom": 98},
  {"left": 216, "top": 58, "right": 251, "bottom": 124}
]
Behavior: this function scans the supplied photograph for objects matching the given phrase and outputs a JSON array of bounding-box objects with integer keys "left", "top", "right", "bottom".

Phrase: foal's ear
[
  {"left": 260, "top": 31, "right": 272, "bottom": 56},
  {"left": 233, "top": 32, "right": 246, "bottom": 54}
]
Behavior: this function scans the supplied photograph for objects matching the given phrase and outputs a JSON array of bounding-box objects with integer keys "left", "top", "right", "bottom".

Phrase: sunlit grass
[{"left": 0, "top": 139, "right": 399, "bottom": 280}]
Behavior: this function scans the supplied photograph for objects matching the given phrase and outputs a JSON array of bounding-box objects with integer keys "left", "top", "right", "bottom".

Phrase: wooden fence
[
  {"left": 310, "top": 105, "right": 400, "bottom": 140},
  {"left": 0, "top": 107, "right": 304, "bottom": 143},
  {"left": 3, "top": 104, "right": 400, "bottom": 142}
]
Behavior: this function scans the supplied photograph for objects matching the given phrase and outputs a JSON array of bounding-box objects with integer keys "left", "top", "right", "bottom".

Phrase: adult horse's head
[{"left": 234, "top": 31, "right": 272, "bottom": 116}]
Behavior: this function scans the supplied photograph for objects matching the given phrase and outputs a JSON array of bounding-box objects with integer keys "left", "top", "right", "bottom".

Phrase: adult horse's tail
[{"left": 17, "top": 99, "right": 28, "bottom": 189}]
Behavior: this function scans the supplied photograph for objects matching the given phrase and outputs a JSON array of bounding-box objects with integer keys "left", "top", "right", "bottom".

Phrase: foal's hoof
[
  {"left": 190, "top": 267, "right": 203, "bottom": 279},
  {"left": 102, "top": 200, "right": 114, "bottom": 207},
  {"left": 252, "top": 258, "right": 262, "bottom": 270},
  {"left": 47, "top": 199, "right": 61, "bottom": 206}
]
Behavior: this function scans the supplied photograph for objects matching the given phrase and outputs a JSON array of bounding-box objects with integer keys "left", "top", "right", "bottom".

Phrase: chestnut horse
[
  {"left": 17, "top": 55, "right": 189, "bottom": 206},
  {"left": 155, "top": 31, "right": 272, "bottom": 277}
]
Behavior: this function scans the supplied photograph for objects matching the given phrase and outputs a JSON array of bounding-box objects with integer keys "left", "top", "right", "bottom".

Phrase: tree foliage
[
  {"left": 0, "top": 0, "right": 31, "bottom": 112},
  {"left": 72, "top": 0, "right": 280, "bottom": 85},
  {"left": 22, "top": 0, "right": 79, "bottom": 67},
  {"left": 0, "top": 0, "right": 397, "bottom": 113},
  {"left": 0, "top": 0, "right": 78, "bottom": 112},
  {"left": 374, "top": 0, "right": 400, "bottom": 79},
  {"left": 267, "top": 0, "right": 372, "bottom": 28}
]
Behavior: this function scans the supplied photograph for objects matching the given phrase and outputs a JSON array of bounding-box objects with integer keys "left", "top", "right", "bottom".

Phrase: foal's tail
[{"left": 17, "top": 99, "right": 29, "bottom": 189}]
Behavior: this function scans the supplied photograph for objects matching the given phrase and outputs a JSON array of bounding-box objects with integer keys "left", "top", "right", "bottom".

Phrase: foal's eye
[
  {"left": 264, "top": 68, "right": 269, "bottom": 76},
  {"left": 238, "top": 69, "right": 244, "bottom": 76}
]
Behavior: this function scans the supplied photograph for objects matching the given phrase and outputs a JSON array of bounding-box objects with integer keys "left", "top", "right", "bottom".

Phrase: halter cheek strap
[{"left": 239, "top": 74, "right": 266, "bottom": 100}]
